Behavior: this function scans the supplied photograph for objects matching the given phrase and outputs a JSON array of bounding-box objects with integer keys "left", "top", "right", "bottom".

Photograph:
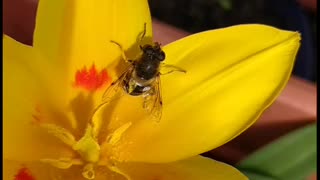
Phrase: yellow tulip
[{"left": 4, "top": 0, "right": 300, "bottom": 179}]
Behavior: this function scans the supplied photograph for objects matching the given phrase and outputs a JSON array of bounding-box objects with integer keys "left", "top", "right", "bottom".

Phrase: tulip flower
[{"left": 4, "top": 0, "right": 300, "bottom": 179}]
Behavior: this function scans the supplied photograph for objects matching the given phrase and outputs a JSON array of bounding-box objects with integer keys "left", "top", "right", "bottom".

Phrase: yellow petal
[
  {"left": 4, "top": 156, "right": 247, "bottom": 180},
  {"left": 4, "top": 35, "right": 68, "bottom": 105},
  {"left": 4, "top": 160, "right": 45, "bottom": 180},
  {"left": 4, "top": 159, "right": 129, "bottom": 180},
  {"left": 33, "top": 0, "right": 152, "bottom": 79},
  {"left": 33, "top": 0, "right": 152, "bottom": 128},
  {"left": 4, "top": 35, "right": 74, "bottom": 161},
  {"left": 4, "top": 160, "right": 88, "bottom": 179},
  {"left": 112, "top": 25, "right": 301, "bottom": 162},
  {"left": 4, "top": 160, "right": 63, "bottom": 180},
  {"left": 120, "top": 156, "right": 247, "bottom": 180}
]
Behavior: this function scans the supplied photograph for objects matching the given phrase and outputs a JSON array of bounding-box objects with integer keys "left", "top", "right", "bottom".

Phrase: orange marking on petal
[
  {"left": 74, "top": 64, "right": 112, "bottom": 91},
  {"left": 15, "top": 167, "right": 35, "bottom": 180}
]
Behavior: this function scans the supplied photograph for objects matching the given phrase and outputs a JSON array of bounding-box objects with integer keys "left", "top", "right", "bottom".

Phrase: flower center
[
  {"left": 38, "top": 123, "right": 100, "bottom": 179},
  {"left": 33, "top": 65, "right": 134, "bottom": 179},
  {"left": 72, "top": 125, "right": 100, "bottom": 163},
  {"left": 37, "top": 116, "right": 131, "bottom": 179}
]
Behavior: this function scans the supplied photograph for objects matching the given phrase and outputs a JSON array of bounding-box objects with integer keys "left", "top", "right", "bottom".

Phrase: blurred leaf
[
  {"left": 239, "top": 170, "right": 277, "bottom": 180},
  {"left": 237, "top": 124, "right": 316, "bottom": 180}
]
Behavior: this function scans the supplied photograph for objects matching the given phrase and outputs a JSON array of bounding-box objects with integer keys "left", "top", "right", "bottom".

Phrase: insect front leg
[
  {"left": 159, "top": 63, "right": 187, "bottom": 75},
  {"left": 110, "top": 40, "right": 134, "bottom": 64}
]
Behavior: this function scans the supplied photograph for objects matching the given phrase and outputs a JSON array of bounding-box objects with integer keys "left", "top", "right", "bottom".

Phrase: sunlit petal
[
  {"left": 4, "top": 35, "right": 74, "bottom": 161},
  {"left": 4, "top": 160, "right": 115, "bottom": 180},
  {"left": 3, "top": 160, "right": 78, "bottom": 180},
  {"left": 33, "top": 0, "right": 152, "bottom": 79},
  {"left": 112, "top": 25, "right": 301, "bottom": 163},
  {"left": 120, "top": 156, "right": 247, "bottom": 180},
  {"left": 33, "top": 0, "right": 152, "bottom": 127}
]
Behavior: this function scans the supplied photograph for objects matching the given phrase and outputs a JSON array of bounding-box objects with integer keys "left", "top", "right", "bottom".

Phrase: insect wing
[
  {"left": 101, "top": 66, "right": 134, "bottom": 105},
  {"left": 143, "top": 75, "right": 163, "bottom": 122}
]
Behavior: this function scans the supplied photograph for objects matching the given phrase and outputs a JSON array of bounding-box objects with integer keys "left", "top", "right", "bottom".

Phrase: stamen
[
  {"left": 40, "top": 124, "right": 76, "bottom": 146},
  {"left": 108, "top": 162, "right": 131, "bottom": 180},
  {"left": 82, "top": 163, "right": 95, "bottom": 180},
  {"left": 89, "top": 101, "right": 110, "bottom": 138},
  {"left": 72, "top": 125, "right": 100, "bottom": 163},
  {"left": 40, "top": 158, "right": 83, "bottom": 169},
  {"left": 107, "top": 122, "right": 132, "bottom": 145}
]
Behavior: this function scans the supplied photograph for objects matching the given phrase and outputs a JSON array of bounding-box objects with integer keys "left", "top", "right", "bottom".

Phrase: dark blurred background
[
  {"left": 3, "top": 0, "right": 317, "bottom": 82},
  {"left": 149, "top": 0, "right": 317, "bottom": 82}
]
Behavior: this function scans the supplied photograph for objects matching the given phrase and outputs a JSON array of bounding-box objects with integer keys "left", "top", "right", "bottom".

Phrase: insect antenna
[{"left": 138, "top": 23, "right": 147, "bottom": 45}]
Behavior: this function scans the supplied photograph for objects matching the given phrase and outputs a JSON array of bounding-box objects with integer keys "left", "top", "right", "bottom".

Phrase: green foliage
[{"left": 237, "top": 124, "right": 316, "bottom": 180}]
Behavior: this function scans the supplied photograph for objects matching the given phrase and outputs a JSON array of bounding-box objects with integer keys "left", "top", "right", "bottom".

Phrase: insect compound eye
[
  {"left": 154, "top": 42, "right": 161, "bottom": 50},
  {"left": 158, "top": 51, "right": 166, "bottom": 61}
]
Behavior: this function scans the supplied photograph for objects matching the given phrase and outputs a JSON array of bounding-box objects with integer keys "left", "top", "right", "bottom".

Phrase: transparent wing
[
  {"left": 159, "top": 63, "right": 187, "bottom": 75},
  {"left": 89, "top": 66, "right": 132, "bottom": 126},
  {"left": 89, "top": 65, "right": 135, "bottom": 131},
  {"left": 143, "top": 75, "right": 163, "bottom": 123},
  {"left": 101, "top": 65, "right": 134, "bottom": 105}
]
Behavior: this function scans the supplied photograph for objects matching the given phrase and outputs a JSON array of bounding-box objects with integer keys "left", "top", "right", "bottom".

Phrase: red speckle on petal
[
  {"left": 74, "top": 64, "right": 112, "bottom": 91},
  {"left": 31, "top": 105, "right": 44, "bottom": 125},
  {"left": 31, "top": 114, "right": 41, "bottom": 123},
  {"left": 15, "top": 167, "right": 35, "bottom": 180}
]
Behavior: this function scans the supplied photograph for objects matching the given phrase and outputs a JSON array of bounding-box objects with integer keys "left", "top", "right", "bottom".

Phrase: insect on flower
[{"left": 101, "top": 23, "right": 186, "bottom": 122}]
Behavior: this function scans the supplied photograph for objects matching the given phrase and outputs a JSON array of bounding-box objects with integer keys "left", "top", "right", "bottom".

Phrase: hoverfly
[{"left": 101, "top": 23, "right": 186, "bottom": 122}]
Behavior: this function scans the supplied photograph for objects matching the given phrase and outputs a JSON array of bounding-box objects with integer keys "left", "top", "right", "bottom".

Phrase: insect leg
[
  {"left": 159, "top": 64, "right": 187, "bottom": 75},
  {"left": 110, "top": 40, "right": 134, "bottom": 64},
  {"left": 138, "top": 23, "right": 147, "bottom": 43}
]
